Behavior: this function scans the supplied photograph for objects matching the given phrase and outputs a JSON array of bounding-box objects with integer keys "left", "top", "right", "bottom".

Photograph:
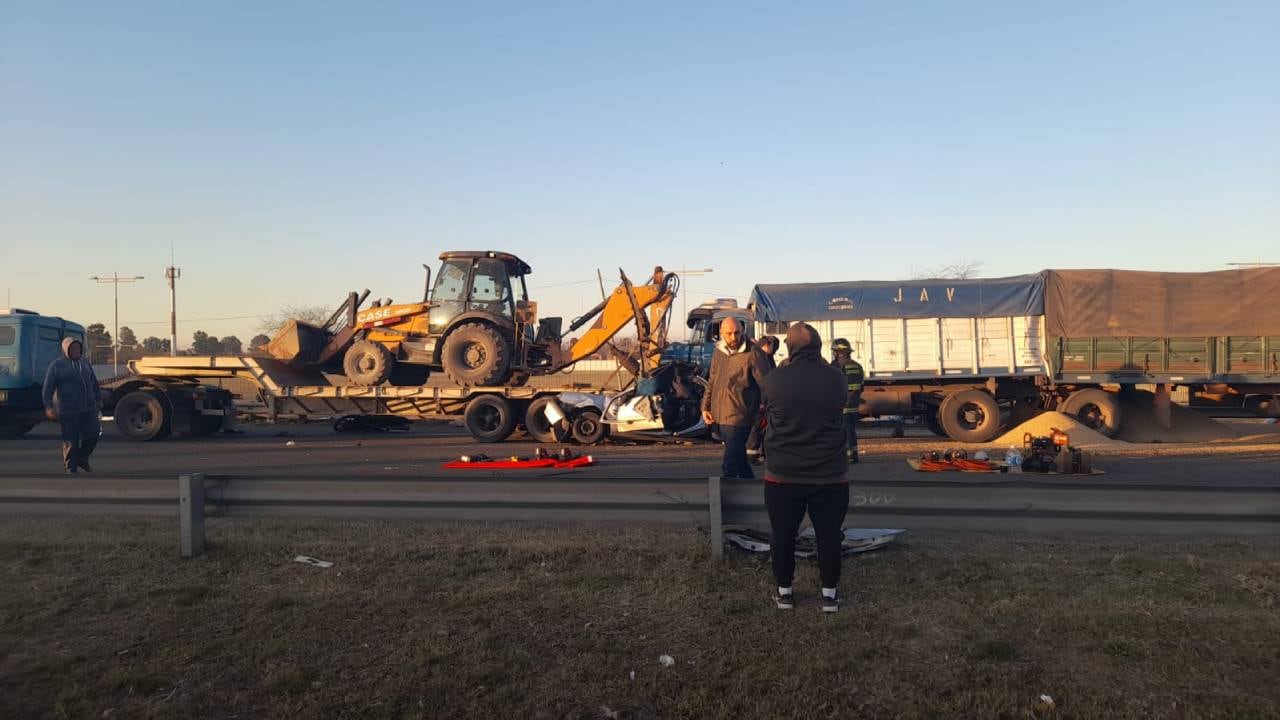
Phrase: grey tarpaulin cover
[
  {"left": 749, "top": 274, "right": 1044, "bottom": 322},
  {"left": 1044, "top": 268, "right": 1280, "bottom": 337}
]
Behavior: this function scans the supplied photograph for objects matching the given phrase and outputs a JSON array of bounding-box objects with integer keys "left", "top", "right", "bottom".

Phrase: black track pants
[
  {"left": 58, "top": 411, "right": 100, "bottom": 471},
  {"left": 764, "top": 481, "right": 849, "bottom": 588}
]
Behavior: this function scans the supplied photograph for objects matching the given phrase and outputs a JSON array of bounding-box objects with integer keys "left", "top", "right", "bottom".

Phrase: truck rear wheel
[
  {"left": 524, "top": 396, "right": 564, "bottom": 444},
  {"left": 1061, "top": 389, "right": 1122, "bottom": 438},
  {"left": 344, "top": 340, "right": 395, "bottom": 386},
  {"left": 464, "top": 395, "right": 517, "bottom": 443},
  {"left": 938, "top": 389, "right": 1001, "bottom": 443},
  {"left": 442, "top": 323, "right": 511, "bottom": 387},
  {"left": 922, "top": 411, "right": 948, "bottom": 437},
  {"left": 115, "top": 390, "right": 173, "bottom": 441}
]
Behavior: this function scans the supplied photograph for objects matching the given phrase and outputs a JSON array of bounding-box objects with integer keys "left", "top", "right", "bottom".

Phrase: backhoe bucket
[{"left": 265, "top": 319, "right": 327, "bottom": 364}]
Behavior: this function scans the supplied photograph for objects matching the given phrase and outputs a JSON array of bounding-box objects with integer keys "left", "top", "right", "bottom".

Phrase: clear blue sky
[{"left": 2, "top": 2, "right": 1276, "bottom": 346}]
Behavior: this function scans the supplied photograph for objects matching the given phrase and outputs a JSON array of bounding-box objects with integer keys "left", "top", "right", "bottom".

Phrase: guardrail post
[
  {"left": 708, "top": 476, "right": 723, "bottom": 560},
  {"left": 179, "top": 473, "right": 206, "bottom": 558}
]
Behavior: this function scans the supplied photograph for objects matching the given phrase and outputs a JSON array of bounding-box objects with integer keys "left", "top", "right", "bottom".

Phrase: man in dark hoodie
[
  {"left": 759, "top": 323, "right": 850, "bottom": 612},
  {"left": 700, "top": 317, "right": 771, "bottom": 479},
  {"left": 42, "top": 337, "right": 102, "bottom": 474}
]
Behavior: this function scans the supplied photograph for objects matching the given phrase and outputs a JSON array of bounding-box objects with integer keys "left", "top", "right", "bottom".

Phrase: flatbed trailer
[{"left": 104, "top": 355, "right": 619, "bottom": 444}]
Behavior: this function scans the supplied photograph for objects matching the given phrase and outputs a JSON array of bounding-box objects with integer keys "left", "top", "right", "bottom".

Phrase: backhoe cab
[{"left": 267, "top": 251, "right": 679, "bottom": 388}]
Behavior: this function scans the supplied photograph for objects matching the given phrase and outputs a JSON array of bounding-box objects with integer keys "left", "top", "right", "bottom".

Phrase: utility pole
[
  {"left": 165, "top": 247, "right": 181, "bottom": 356},
  {"left": 89, "top": 273, "right": 145, "bottom": 376},
  {"left": 669, "top": 267, "right": 714, "bottom": 340}
]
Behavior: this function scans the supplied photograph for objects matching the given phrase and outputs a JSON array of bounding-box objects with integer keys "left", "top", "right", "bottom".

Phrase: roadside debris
[
  {"left": 910, "top": 428, "right": 1103, "bottom": 475},
  {"left": 333, "top": 414, "right": 412, "bottom": 433},
  {"left": 293, "top": 555, "right": 334, "bottom": 568},
  {"left": 724, "top": 528, "right": 904, "bottom": 556},
  {"left": 658, "top": 654, "right": 675, "bottom": 667}
]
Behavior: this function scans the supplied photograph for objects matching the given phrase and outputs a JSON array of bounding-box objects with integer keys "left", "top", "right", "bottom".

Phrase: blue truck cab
[
  {"left": 0, "top": 309, "right": 86, "bottom": 437},
  {"left": 660, "top": 298, "right": 754, "bottom": 373}
]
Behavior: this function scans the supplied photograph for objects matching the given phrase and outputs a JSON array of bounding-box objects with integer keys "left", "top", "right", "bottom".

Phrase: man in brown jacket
[{"left": 700, "top": 317, "right": 771, "bottom": 479}]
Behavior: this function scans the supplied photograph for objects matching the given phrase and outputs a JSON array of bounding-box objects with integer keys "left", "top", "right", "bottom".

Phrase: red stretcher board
[{"left": 442, "top": 456, "right": 596, "bottom": 470}]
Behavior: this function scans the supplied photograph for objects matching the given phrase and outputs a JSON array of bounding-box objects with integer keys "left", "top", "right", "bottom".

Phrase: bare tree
[
  {"left": 256, "top": 304, "right": 333, "bottom": 336},
  {"left": 909, "top": 261, "right": 984, "bottom": 280}
]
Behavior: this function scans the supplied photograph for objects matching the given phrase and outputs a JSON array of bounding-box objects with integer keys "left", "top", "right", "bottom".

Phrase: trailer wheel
[
  {"left": 938, "top": 390, "right": 1001, "bottom": 443},
  {"left": 389, "top": 364, "right": 431, "bottom": 386},
  {"left": 922, "top": 411, "right": 948, "bottom": 438},
  {"left": 344, "top": 340, "right": 395, "bottom": 386},
  {"left": 464, "top": 395, "right": 517, "bottom": 443},
  {"left": 442, "top": 323, "right": 511, "bottom": 387},
  {"left": 114, "top": 390, "right": 173, "bottom": 441},
  {"left": 524, "top": 396, "right": 565, "bottom": 444},
  {"left": 0, "top": 420, "right": 37, "bottom": 438},
  {"left": 1061, "top": 389, "right": 1122, "bottom": 438},
  {"left": 571, "top": 410, "right": 607, "bottom": 445}
]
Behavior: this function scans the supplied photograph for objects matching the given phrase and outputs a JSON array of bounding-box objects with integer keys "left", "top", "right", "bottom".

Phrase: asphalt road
[{"left": 3, "top": 420, "right": 1278, "bottom": 487}]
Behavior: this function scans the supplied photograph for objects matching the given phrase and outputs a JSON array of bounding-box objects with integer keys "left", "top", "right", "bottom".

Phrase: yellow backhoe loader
[{"left": 264, "top": 251, "right": 679, "bottom": 387}]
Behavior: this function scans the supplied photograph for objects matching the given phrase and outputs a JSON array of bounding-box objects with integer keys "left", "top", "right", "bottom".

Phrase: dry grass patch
[{"left": 1, "top": 516, "right": 1278, "bottom": 719}]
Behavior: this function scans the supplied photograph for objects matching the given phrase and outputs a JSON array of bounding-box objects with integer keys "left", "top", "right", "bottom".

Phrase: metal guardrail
[{"left": 1, "top": 475, "right": 1277, "bottom": 558}]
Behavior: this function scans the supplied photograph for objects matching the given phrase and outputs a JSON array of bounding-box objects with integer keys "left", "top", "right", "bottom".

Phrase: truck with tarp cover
[{"left": 748, "top": 268, "right": 1280, "bottom": 442}]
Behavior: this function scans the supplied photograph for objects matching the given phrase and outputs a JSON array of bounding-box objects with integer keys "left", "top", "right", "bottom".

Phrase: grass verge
[{"left": 2, "top": 516, "right": 1278, "bottom": 719}]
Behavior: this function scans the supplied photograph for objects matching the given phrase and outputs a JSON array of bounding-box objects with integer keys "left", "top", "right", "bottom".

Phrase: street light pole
[
  {"left": 165, "top": 264, "right": 181, "bottom": 357},
  {"left": 89, "top": 273, "right": 144, "bottom": 376},
  {"left": 669, "top": 267, "right": 713, "bottom": 340}
]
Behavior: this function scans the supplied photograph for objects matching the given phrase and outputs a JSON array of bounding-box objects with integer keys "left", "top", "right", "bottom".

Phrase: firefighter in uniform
[{"left": 831, "top": 338, "right": 864, "bottom": 463}]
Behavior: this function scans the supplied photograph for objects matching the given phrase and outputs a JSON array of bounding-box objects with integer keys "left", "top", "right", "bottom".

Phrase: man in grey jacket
[
  {"left": 700, "top": 317, "right": 772, "bottom": 479},
  {"left": 42, "top": 337, "right": 102, "bottom": 474}
]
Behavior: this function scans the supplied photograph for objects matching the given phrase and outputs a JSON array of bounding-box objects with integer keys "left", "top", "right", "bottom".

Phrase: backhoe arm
[{"left": 559, "top": 269, "right": 678, "bottom": 371}]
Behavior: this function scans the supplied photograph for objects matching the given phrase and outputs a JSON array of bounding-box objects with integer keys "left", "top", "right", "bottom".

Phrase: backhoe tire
[
  {"left": 344, "top": 340, "right": 395, "bottom": 386},
  {"left": 1061, "top": 389, "right": 1122, "bottom": 438},
  {"left": 937, "top": 389, "right": 1001, "bottom": 443},
  {"left": 464, "top": 395, "right": 517, "bottom": 443},
  {"left": 389, "top": 364, "right": 431, "bottom": 387},
  {"left": 114, "top": 390, "right": 173, "bottom": 441},
  {"left": 442, "top": 323, "right": 511, "bottom": 387}
]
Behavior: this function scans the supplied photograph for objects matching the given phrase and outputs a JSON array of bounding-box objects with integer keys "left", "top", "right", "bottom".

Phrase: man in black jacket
[{"left": 760, "top": 323, "right": 850, "bottom": 612}]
